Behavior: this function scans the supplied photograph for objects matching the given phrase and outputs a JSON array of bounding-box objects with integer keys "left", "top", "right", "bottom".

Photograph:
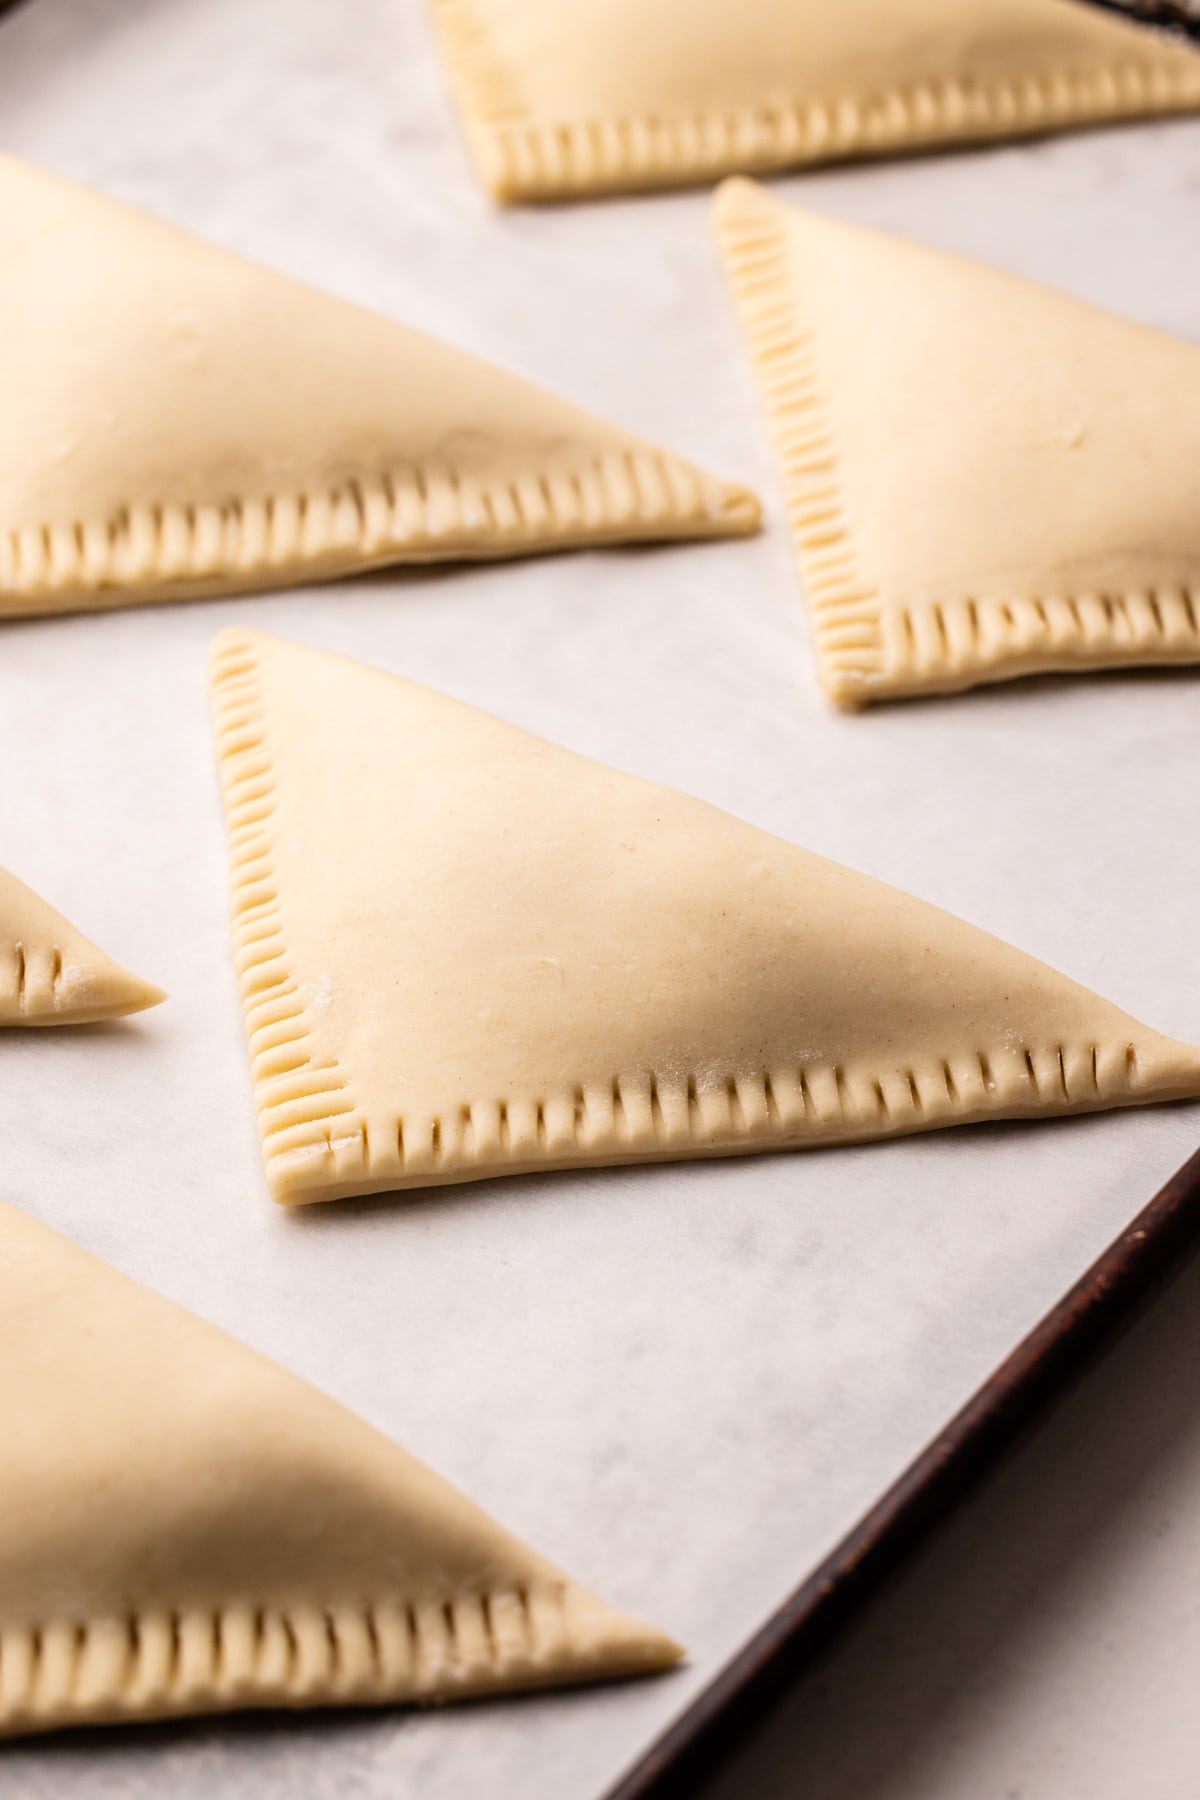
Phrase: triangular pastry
[
  {"left": 209, "top": 629, "right": 1200, "bottom": 1206},
  {"left": 0, "top": 865, "right": 164, "bottom": 1024},
  {"left": 0, "top": 1199, "right": 680, "bottom": 1737},
  {"left": 715, "top": 179, "right": 1200, "bottom": 707},
  {"left": 429, "top": 0, "right": 1200, "bottom": 202},
  {"left": 0, "top": 155, "right": 757, "bottom": 620}
]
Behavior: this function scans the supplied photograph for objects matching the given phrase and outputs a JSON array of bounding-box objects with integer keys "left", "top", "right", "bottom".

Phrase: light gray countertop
[{"left": 1, "top": 2, "right": 1198, "bottom": 1796}]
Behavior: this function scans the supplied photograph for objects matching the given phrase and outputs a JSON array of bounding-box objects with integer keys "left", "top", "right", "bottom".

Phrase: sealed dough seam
[
  {"left": 431, "top": 0, "right": 1200, "bottom": 200},
  {"left": 0, "top": 446, "right": 743, "bottom": 617},
  {"left": 311, "top": 1041, "right": 1156, "bottom": 1202},
  {"left": 880, "top": 586, "right": 1200, "bottom": 699},
  {"left": 715, "top": 187, "right": 1200, "bottom": 706},
  {"left": 715, "top": 188, "right": 883, "bottom": 708},
  {"left": 0, "top": 1579, "right": 612, "bottom": 1735},
  {"left": 264, "top": 1040, "right": 1163, "bottom": 1203},
  {"left": 210, "top": 634, "right": 365, "bottom": 1180}
]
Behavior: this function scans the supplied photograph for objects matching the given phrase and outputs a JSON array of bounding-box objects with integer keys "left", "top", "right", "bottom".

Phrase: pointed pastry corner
[
  {"left": 425, "top": 0, "right": 517, "bottom": 203},
  {"left": 560, "top": 1580, "right": 685, "bottom": 1680},
  {"left": 823, "top": 664, "right": 872, "bottom": 713},
  {"left": 712, "top": 178, "right": 791, "bottom": 295},
  {"left": 209, "top": 625, "right": 264, "bottom": 678},
  {"left": 54, "top": 948, "right": 166, "bottom": 1024},
  {"left": 630, "top": 441, "right": 759, "bottom": 541},
  {"left": 706, "top": 472, "right": 761, "bottom": 536},
  {"left": 266, "top": 1151, "right": 334, "bottom": 1209},
  {"left": 89, "top": 963, "right": 167, "bottom": 1020},
  {"left": 1126, "top": 1028, "right": 1200, "bottom": 1103},
  {"left": 475, "top": 137, "right": 522, "bottom": 207},
  {"left": 712, "top": 174, "right": 772, "bottom": 235}
]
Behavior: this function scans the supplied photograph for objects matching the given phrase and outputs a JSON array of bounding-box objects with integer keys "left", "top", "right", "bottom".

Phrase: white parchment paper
[{"left": 0, "top": 3, "right": 1198, "bottom": 1796}]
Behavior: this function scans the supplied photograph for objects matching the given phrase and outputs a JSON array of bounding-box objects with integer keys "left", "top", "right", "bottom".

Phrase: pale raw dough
[
  {"left": 0, "top": 1199, "right": 680, "bottom": 1737},
  {"left": 209, "top": 630, "right": 1200, "bottom": 1206},
  {"left": 0, "top": 865, "right": 164, "bottom": 1025},
  {"left": 430, "top": 0, "right": 1200, "bottom": 201},
  {"left": 714, "top": 178, "right": 1200, "bottom": 706},
  {"left": 0, "top": 154, "right": 758, "bottom": 618}
]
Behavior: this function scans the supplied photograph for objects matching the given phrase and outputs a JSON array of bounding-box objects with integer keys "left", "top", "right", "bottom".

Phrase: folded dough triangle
[
  {"left": 715, "top": 178, "right": 1200, "bottom": 706},
  {"left": 0, "top": 1200, "right": 679, "bottom": 1737},
  {"left": 209, "top": 629, "right": 1200, "bottom": 1206},
  {"left": 0, "top": 155, "right": 757, "bottom": 620},
  {"left": 0, "top": 865, "right": 164, "bottom": 1024},
  {"left": 430, "top": 0, "right": 1200, "bottom": 201}
]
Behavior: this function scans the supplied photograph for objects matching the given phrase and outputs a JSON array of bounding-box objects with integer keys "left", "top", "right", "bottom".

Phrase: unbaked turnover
[
  {"left": 209, "top": 630, "right": 1200, "bottom": 1206},
  {"left": 714, "top": 179, "right": 1200, "bottom": 707},
  {"left": 0, "top": 1200, "right": 680, "bottom": 1737},
  {"left": 0, "top": 865, "right": 164, "bottom": 1025},
  {"left": 0, "top": 153, "right": 757, "bottom": 620},
  {"left": 429, "top": 0, "right": 1200, "bottom": 202}
]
